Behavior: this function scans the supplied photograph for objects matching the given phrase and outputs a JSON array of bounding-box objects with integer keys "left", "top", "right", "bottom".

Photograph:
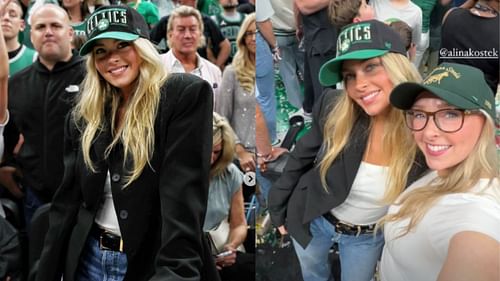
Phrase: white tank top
[{"left": 331, "top": 161, "right": 390, "bottom": 225}]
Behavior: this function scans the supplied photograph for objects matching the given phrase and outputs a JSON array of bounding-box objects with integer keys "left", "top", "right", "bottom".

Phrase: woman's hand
[
  {"left": 0, "top": 0, "right": 12, "bottom": 16},
  {"left": 215, "top": 245, "right": 237, "bottom": 270},
  {"left": 236, "top": 148, "right": 256, "bottom": 172},
  {"left": 265, "top": 147, "right": 288, "bottom": 162},
  {"left": 258, "top": 147, "right": 288, "bottom": 173},
  {"left": 277, "top": 225, "right": 288, "bottom": 235},
  {"left": 0, "top": 166, "right": 23, "bottom": 199}
]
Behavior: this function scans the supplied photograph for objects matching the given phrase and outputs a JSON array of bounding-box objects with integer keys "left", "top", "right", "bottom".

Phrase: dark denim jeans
[{"left": 24, "top": 185, "right": 44, "bottom": 229}]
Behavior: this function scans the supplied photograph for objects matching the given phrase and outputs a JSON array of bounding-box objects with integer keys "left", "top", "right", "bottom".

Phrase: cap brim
[
  {"left": 79, "top": 32, "right": 139, "bottom": 56},
  {"left": 390, "top": 83, "right": 482, "bottom": 111},
  {"left": 318, "top": 49, "right": 388, "bottom": 87}
]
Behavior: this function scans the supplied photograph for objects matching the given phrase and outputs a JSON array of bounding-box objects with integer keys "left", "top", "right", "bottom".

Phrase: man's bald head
[
  {"left": 31, "top": 3, "right": 71, "bottom": 25},
  {"left": 30, "top": 4, "right": 74, "bottom": 70}
]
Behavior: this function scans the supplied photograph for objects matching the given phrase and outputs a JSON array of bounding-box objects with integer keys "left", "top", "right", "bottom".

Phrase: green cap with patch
[
  {"left": 79, "top": 5, "right": 150, "bottom": 56},
  {"left": 390, "top": 63, "right": 495, "bottom": 120},
  {"left": 319, "top": 20, "right": 407, "bottom": 87}
]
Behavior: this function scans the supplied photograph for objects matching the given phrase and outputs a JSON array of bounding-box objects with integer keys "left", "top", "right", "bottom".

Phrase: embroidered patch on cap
[
  {"left": 97, "top": 19, "right": 110, "bottom": 31},
  {"left": 390, "top": 63, "right": 496, "bottom": 121},
  {"left": 336, "top": 23, "right": 372, "bottom": 55},
  {"left": 319, "top": 20, "right": 407, "bottom": 87},
  {"left": 423, "top": 66, "right": 461, "bottom": 85},
  {"left": 79, "top": 5, "right": 150, "bottom": 56}
]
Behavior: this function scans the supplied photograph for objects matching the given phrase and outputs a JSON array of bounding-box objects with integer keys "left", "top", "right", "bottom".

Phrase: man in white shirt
[{"left": 160, "top": 5, "right": 222, "bottom": 99}]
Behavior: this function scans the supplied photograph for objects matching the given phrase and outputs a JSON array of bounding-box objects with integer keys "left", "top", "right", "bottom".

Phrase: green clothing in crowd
[
  {"left": 128, "top": 1, "right": 160, "bottom": 26},
  {"left": 198, "top": 0, "right": 222, "bottom": 17},
  {"left": 71, "top": 21, "right": 87, "bottom": 39},
  {"left": 212, "top": 12, "right": 245, "bottom": 61},
  {"left": 412, "top": 0, "right": 437, "bottom": 33},
  {"left": 9, "top": 45, "right": 37, "bottom": 76}
]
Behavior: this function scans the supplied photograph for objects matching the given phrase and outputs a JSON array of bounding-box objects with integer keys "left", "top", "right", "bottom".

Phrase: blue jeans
[
  {"left": 292, "top": 216, "right": 384, "bottom": 281},
  {"left": 76, "top": 236, "right": 128, "bottom": 281},
  {"left": 24, "top": 185, "right": 44, "bottom": 229},
  {"left": 276, "top": 33, "right": 305, "bottom": 109},
  {"left": 256, "top": 32, "right": 277, "bottom": 143},
  {"left": 255, "top": 167, "right": 272, "bottom": 214}
]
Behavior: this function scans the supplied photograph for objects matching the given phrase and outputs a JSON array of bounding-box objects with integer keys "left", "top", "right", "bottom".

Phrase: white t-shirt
[
  {"left": 371, "top": 0, "right": 422, "bottom": 46},
  {"left": 256, "top": 0, "right": 274, "bottom": 22},
  {"left": 380, "top": 171, "right": 500, "bottom": 281}
]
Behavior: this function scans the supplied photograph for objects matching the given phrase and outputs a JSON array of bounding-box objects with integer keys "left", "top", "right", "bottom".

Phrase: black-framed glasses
[{"left": 404, "top": 108, "right": 481, "bottom": 133}]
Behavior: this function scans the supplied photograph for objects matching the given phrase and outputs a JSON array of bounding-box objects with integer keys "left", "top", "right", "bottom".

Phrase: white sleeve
[
  {"left": 0, "top": 110, "right": 10, "bottom": 161},
  {"left": 412, "top": 11, "right": 422, "bottom": 46},
  {"left": 256, "top": 0, "right": 274, "bottom": 22},
  {"left": 429, "top": 195, "right": 500, "bottom": 255}
]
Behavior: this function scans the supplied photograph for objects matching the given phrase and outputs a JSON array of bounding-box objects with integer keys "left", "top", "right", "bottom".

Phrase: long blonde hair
[
  {"left": 319, "top": 53, "right": 422, "bottom": 204},
  {"left": 379, "top": 114, "right": 499, "bottom": 236},
  {"left": 73, "top": 38, "right": 168, "bottom": 186},
  {"left": 211, "top": 112, "right": 236, "bottom": 178},
  {"left": 232, "top": 13, "right": 255, "bottom": 93}
]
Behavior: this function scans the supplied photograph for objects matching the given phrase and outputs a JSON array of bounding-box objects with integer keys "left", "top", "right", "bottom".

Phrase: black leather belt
[
  {"left": 323, "top": 212, "right": 377, "bottom": 237},
  {"left": 90, "top": 224, "right": 124, "bottom": 252}
]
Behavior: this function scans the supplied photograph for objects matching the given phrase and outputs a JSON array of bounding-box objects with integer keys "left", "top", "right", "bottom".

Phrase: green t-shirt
[
  {"left": 128, "top": 1, "right": 160, "bottom": 26},
  {"left": 9, "top": 45, "right": 37, "bottom": 76},
  {"left": 213, "top": 12, "right": 245, "bottom": 60},
  {"left": 72, "top": 21, "right": 87, "bottom": 39},
  {"left": 412, "top": 0, "right": 437, "bottom": 33},
  {"left": 197, "top": 0, "right": 222, "bottom": 17}
]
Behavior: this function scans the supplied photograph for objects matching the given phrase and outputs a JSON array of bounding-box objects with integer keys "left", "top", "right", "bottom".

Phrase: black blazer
[
  {"left": 268, "top": 89, "right": 427, "bottom": 248},
  {"left": 34, "top": 74, "right": 220, "bottom": 281}
]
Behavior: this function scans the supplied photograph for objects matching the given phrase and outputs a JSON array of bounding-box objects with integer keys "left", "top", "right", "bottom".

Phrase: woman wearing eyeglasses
[
  {"left": 268, "top": 20, "right": 428, "bottom": 281},
  {"left": 379, "top": 63, "right": 500, "bottom": 281}
]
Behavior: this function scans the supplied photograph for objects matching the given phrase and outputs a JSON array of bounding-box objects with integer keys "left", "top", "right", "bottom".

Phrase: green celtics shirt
[
  {"left": 198, "top": 0, "right": 222, "bottom": 17},
  {"left": 72, "top": 21, "right": 87, "bottom": 39},
  {"left": 9, "top": 45, "right": 37, "bottom": 76},
  {"left": 128, "top": 1, "right": 160, "bottom": 26},
  {"left": 213, "top": 12, "right": 245, "bottom": 62}
]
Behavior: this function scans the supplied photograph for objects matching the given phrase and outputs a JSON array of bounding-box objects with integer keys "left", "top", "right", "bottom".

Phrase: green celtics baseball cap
[
  {"left": 79, "top": 5, "right": 150, "bottom": 56},
  {"left": 390, "top": 63, "right": 495, "bottom": 120},
  {"left": 319, "top": 20, "right": 407, "bottom": 87}
]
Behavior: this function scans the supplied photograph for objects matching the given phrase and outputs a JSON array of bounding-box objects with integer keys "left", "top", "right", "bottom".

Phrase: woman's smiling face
[
  {"left": 410, "top": 92, "right": 486, "bottom": 175},
  {"left": 342, "top": 57, "right": 394, "bottom": 117},
  {"left": 93, "top": 38, "right": 142, "bottom": 96}
]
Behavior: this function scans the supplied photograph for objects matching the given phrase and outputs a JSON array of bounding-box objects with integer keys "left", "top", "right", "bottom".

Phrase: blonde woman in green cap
[
  {"left": 380, "top": 63, "right": 500, "bottom": 281},
  {"left": 35, "top": 4, "right": 219, "bottom": 281},
  {"left": 268, "top": 19, "right": 427, "bottom": 281}
]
